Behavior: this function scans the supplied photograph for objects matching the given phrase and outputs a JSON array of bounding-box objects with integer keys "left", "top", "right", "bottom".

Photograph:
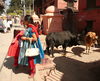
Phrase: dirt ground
[
  {"left": 40, "top": 35, "right": 100, "bottom": 81},
  {"left": 0, "top": 30, "right": 100, "bottom": 81},
  {"left": 46, "top": 46, "right": 100, "bottom": 81}
]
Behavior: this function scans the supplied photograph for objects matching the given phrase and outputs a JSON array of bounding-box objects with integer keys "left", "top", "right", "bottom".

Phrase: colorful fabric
[
  {"left": 27, "top": 24, "right": 39, "bottom": 38},
  {"left": 18, "top": 27, "right": 44, "bottom": 65},
  {"left": 7, "top": 31, "right": 24, "bottom": 57}
]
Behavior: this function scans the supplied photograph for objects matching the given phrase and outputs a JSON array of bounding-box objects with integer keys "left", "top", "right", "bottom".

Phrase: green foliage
[
  {"left": 26, "top": 10, "right": 31, "bottom": 15},
  {"left": 16, "top": 10, "right": 23, "bottom": 15},
  {"left": 7, "top": 10, "right": 22, "bottom": 16},
  {"left": 6, "top": 0, "right": 38, "bottom": 15},
  {"left": 7, "top": 10, "right": 31, "bottom": 16},
  {"left": 7, "top": 0, "right": 22, "bottom": 14},
  {"left": 0, "top": 0, "right": 5, "bottom": 14},
  {"left": 10, "top": 0, "right": 22, "bottom": 9},
  {"left": 7, "top": 13, "right": 17, "bottom": 16},
  {"left": 25, "top": 0, "right": 32, "bottom": 7}
]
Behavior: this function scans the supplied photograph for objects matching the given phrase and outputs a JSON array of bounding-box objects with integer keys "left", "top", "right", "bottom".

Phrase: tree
[
  {"left": 7, "top": 0, "right": 38, "bottom": 15},
  {"left": 7, "top": 0, "right": 22, "bottom": 14},
  {"left": 0, "top": 6, "right": 4, "bottom": 14},
  {"left": 0, "top": 0, "right": 6, "bottom": 14}
]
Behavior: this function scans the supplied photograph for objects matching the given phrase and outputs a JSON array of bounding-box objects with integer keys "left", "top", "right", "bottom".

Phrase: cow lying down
[{"left": 45, "top": 31, "right": 80, "bottom": 57}]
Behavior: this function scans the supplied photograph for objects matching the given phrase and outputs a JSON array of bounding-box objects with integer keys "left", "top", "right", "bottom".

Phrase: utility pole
[
  {"left": 21, "top": 0, "right": 26, "bottom": 16},
  {"left": 29, "top": 0, "right": 32, "bottom": 15},
  {"left": 33, "top": 0, "right": 34, "bottom": 13}
]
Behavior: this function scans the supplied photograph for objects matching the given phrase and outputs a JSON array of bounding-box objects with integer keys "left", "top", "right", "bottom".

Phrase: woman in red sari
[{"left": 8, "top": 15, "right": 44, "bottom": 78}]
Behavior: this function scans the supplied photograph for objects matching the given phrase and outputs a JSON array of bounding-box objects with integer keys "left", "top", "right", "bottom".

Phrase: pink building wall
[
  {"left": 41, "top": 0, "right": 79, "bottom": 13},
  {"left": 57, "top": 0, "right": 67, "bottom": 9},
  {"left": 76, "top": 0, "right": 100, "bottom": 36}
]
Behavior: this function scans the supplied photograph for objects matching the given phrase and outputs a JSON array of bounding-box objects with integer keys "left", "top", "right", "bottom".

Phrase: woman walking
[{"left": 8, "top": 15, "right": 44, "bottom": 78}]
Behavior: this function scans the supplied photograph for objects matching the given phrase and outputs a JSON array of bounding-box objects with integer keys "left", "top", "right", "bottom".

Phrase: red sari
[
  {"left": 27, "top": 24, "right": 39, "bottom": 38},
  {"left": 7, "top": 30, "right": 24, "bottom": 66},
  {"left": 7, "top": 31, "right": 24, "bottom": 57},
  {"left": 7, "top": 24, "right": 38, "bottom": 57}
]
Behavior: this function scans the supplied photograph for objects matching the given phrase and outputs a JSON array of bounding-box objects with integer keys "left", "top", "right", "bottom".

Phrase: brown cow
[{"left": 85, "top": 32, "right": 98, "bottom": 54}]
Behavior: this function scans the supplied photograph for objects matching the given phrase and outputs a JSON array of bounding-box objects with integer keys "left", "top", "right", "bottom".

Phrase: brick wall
[{"left": 76, "top": 0, "right": 100, "bottom": 36}]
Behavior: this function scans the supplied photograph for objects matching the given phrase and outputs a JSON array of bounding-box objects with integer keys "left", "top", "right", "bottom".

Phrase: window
[
  {"left": 82, "top": 20, "right": 94, "bottom": 35},
  {"left": 87, "top": 0, "right": 96, "bottom": 9}
]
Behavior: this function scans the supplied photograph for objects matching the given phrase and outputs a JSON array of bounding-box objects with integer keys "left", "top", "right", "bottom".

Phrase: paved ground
[{"left": 0, "top": 27, "right": 100, "bottom": 81}]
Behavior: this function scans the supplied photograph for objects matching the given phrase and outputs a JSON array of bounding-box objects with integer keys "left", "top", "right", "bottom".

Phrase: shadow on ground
[
  {"left": 53, "top": 56, "right": 100, "bottom": 81},
  {"left": 93, "top": 48, "right": 100, "bottom": 52},
  {"left": 53, "top": 49, "right": 72, "bottom": 54},
  {"left": 71, "top": 46, "right": 85, "bottom": 57},
  {"left": 3, "top": 56, "right": 100, "bottom": 81},
  {"left": 3, "top": 57, "right": 29, "bottom": 74},
  {"left": 44, "top": 49, "right": 72, "bottom": 56}
]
